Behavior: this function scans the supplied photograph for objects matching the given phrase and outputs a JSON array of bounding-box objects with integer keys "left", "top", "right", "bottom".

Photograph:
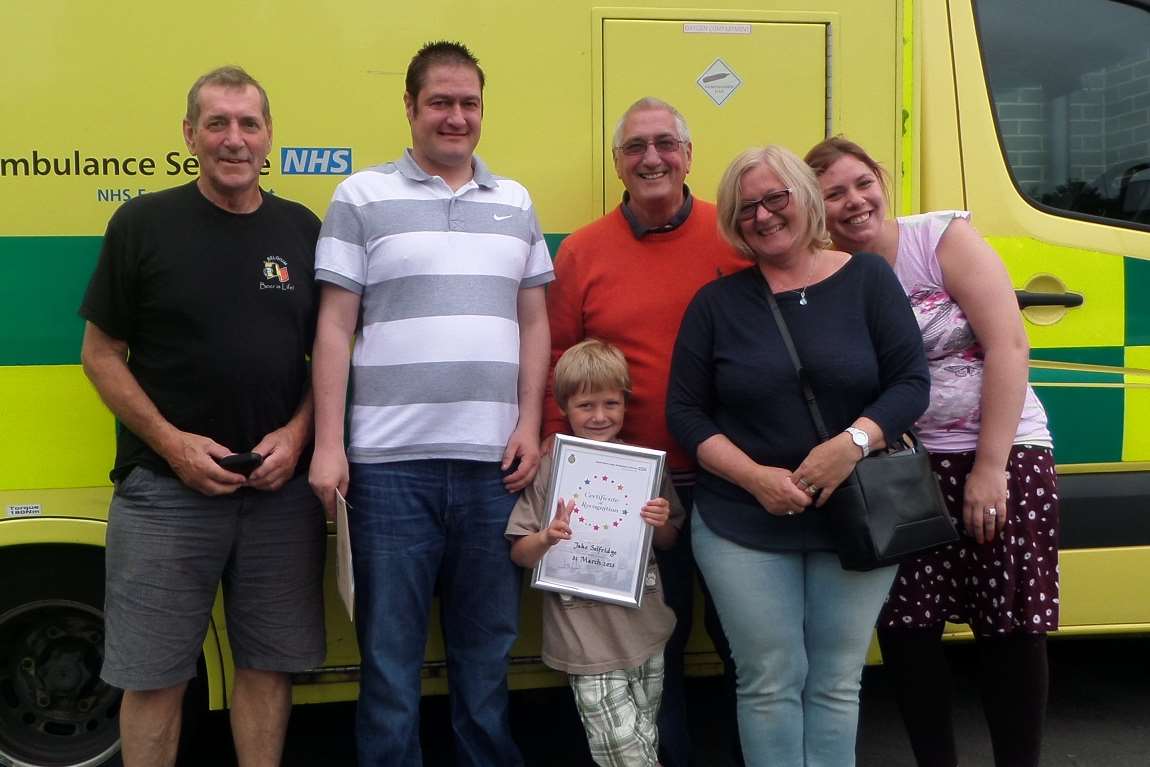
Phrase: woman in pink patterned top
[{"left": 806, "top": 137, "right": 1059, "bottom": 767}]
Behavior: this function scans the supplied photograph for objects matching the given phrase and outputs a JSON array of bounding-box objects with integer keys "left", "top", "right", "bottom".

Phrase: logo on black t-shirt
[{"left": 261, "top": 256, "right": 295, "bottom": 291}]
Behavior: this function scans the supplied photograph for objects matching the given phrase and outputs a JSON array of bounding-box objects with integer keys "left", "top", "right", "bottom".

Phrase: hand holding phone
[{"left": 215, "top": 452, "right": 264, "bottom": 477}]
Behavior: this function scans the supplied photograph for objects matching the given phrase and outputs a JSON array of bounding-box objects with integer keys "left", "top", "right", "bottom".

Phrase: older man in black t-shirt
[{"left": 79, "top": 66, "right": 324, "bottom": 767}]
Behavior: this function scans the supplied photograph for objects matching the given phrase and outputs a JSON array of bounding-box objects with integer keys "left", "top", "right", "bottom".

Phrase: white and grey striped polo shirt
[{"left": 315, "top": 150, "right": 554, "bottom": 464}]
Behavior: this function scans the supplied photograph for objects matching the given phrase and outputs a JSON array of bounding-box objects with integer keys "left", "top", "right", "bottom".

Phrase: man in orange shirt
[{"left": 543, "top": 97, "right": 746, "bottom": 767}]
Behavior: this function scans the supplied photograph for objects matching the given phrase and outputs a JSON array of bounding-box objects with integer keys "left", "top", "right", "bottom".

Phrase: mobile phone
[{"left": 215, "top": 452, "right": 264, "bottom": 477}]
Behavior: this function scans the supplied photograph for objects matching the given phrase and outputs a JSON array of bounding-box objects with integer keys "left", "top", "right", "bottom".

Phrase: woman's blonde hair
[
  {"left": 716, "top": 145, "right": 832, "bottom": 259},
  {"left": 554, "top": 339, "right": 632, "bottom": 411}
]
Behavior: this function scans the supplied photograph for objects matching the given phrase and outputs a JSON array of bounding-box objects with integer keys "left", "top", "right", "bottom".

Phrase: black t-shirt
[{"left": 80, "top": 182, "right": 321, "bottom": 480}]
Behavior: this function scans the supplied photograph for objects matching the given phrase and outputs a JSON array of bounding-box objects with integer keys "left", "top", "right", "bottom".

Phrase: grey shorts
[{"left": 102, "top": 467, "right": 326, "bottom": 690}]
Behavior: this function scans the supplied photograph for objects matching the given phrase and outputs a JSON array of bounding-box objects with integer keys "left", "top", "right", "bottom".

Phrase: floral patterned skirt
[{"left": 878, "top": 445, "right": 1060, "bottom": 636}]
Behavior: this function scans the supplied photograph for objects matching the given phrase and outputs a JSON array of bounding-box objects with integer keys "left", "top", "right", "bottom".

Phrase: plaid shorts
[{"left": 569, "top": 653, "right": 665, "bottom": 767}]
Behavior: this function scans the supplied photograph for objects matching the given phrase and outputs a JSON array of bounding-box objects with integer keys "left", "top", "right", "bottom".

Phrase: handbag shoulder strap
[{"left": 761, "top": 278, "right": 831, "bottom": 442}]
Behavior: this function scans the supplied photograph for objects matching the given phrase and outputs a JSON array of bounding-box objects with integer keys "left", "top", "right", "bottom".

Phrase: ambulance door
[
  {"left": 600, "top": 18, "right": 824, "bottom": 209},
  {"left": 948, "top": 0, "right": 1150, "bottom": 632}
]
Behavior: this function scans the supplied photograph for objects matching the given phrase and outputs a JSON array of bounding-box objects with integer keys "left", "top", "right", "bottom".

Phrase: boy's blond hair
[{"left": 554, "top": 339, "right": 632, "bottom": 411}]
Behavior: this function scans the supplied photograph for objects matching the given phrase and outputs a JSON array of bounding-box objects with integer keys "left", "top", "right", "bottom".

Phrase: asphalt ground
[{"left": 187, "top": 636, "right": 1150, "bottom": 766}]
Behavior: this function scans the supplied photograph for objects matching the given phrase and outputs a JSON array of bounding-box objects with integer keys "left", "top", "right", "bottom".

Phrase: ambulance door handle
[{"left": 1015, "top": 290, "right": 1084, "bottom": 309}]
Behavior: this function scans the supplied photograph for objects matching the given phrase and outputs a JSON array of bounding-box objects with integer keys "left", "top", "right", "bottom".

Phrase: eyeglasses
[
  {"left": 736, "top": 189, "right": 792, "bottom": 220},
  {"left": 614, "top": 136, "right": 685, "bottom": 157}
]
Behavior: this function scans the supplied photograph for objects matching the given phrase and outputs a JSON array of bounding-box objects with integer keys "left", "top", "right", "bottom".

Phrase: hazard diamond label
[{"left": 697, "top": 59, "right": 742, "bottom": 106}]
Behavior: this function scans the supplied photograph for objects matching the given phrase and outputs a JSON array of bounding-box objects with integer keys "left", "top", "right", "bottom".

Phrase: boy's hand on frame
[
  {"left": 544, "top": 497, "right": 575, "bottom": 546},
  {"left": 639, "top": 497, "right": 671, "bottom": 528}
]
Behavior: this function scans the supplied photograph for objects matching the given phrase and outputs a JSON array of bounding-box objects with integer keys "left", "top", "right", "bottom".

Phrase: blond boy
[{"left": 506, "top": 339, "right": 683, "bottom": 767}]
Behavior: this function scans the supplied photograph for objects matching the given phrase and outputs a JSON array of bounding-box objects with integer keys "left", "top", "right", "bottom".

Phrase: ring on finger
[
  {"left": 806, "top": 485, "right": 820, "bottom": 496},
  {"left": 985, "top": 506, "right": 998, "bottom": 517},
  {"left": 786, "top": 510, "right": 796, "bottom": 516},
  {"left": 796, "top": 478, "right": 811, "bottom": 489}
]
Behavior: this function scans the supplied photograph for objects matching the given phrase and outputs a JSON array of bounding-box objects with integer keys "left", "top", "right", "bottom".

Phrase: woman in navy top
[{"left": 667, "top": 145, "right": 929, "bottom": 767}]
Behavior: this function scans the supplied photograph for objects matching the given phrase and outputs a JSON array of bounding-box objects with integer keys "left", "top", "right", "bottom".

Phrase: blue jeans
[
  {"left": 692, "top": 511, "right": 895, "bottom": 767},
  {"left": 349, "top": 460, "right": 523, "bottom": 767}
]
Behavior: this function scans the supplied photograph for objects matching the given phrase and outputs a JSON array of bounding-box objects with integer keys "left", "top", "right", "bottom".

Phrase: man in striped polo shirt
[{"left": 310, "top": 41, "right": 552, "bottom": 767}]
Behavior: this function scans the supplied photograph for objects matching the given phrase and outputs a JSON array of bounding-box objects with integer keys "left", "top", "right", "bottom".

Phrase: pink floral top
[{"left": 893, "top": 211, "right": 1052, "bottom": 453}]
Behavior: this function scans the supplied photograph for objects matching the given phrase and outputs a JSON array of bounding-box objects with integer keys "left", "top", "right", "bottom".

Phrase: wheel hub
[{"left": 0, "top": 600, "right": 121, "bottom": 766}]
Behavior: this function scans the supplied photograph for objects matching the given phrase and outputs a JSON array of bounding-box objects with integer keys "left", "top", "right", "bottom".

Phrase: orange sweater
[{"left": 544, "top": 201, "right": 747, "bottom": 472}]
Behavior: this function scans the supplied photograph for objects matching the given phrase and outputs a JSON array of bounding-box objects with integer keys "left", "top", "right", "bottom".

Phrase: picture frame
[{"left": 531, "top": 434, "right": 667, "bottom": 608}]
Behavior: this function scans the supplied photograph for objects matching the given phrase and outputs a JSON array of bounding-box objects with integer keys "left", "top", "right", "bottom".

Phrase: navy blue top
[{"left": 666, "top": 253, "right": 930, "bottom": 551}]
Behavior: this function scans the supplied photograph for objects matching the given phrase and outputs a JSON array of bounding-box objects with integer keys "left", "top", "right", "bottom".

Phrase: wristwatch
[{"left": 844, "top": 427, "right": 871, "bottom": 458}]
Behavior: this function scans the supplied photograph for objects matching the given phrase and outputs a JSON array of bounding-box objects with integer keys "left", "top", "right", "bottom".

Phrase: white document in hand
[{"left": 335, "top": 490, "right": 355, "bottom": 622}]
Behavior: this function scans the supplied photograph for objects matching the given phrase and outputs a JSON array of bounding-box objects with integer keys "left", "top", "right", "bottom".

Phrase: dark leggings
[{"left": 876, "top": 625, "right": 1049, "bottom": 767}]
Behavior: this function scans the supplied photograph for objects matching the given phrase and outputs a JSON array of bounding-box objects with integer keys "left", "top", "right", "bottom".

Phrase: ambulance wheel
[{"left": 0, "top": 546, "right": 122, "bottom": 767}]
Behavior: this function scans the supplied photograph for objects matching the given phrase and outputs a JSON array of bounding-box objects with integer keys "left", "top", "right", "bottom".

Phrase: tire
[{"left": 0, "top": 547, "right": 122, "bottom": 767}]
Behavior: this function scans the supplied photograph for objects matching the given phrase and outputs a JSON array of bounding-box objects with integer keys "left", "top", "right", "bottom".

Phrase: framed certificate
[{"left": 531, "top": 435, "right": 666, "bottom": 608}]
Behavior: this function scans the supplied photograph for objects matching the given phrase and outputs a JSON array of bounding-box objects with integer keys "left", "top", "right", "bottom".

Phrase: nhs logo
[{"left": 280, "top": 147, "right": 352, "bottom": 175}]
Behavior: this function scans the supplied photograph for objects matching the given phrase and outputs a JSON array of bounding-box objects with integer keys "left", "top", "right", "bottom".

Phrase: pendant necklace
[{"left": 797, "top": 250, "right": 819, "bottom": 306}]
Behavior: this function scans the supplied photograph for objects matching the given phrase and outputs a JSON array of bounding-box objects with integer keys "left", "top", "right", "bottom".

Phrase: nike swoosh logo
[{"left": 493, "top": 213, "right": 513, "bottom": 221}]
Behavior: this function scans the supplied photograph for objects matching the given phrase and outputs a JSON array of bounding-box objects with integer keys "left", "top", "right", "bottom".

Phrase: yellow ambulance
[{"left": 2, "top": 0, "right": 1148, "bottom": 764}]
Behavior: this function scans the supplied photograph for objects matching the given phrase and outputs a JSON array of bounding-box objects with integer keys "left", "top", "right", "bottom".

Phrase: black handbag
[{"left": 762, "top": 281, "right": 958, "bottom": 572}]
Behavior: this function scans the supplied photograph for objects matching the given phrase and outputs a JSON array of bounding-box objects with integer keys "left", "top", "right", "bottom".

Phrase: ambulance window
[{"left": 976, "top": 0, "right": 1150, "bottom": 228}]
